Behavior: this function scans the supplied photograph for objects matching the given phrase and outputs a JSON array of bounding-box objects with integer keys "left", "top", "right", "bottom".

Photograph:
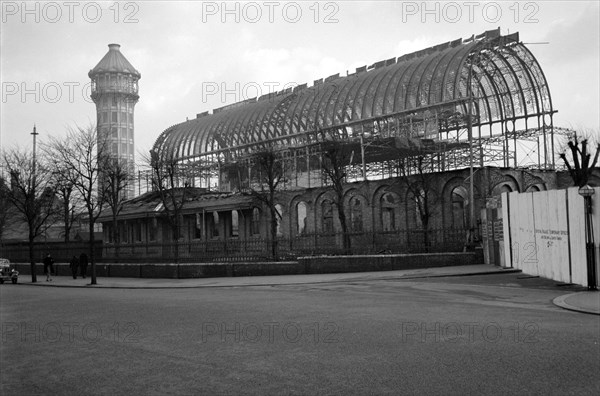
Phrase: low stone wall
[
  {"left": 12, "top": 251, "right": 481, "bottom": 279},
  {"left": 300, "top": 252, "right": 480, "bottom": 274}
]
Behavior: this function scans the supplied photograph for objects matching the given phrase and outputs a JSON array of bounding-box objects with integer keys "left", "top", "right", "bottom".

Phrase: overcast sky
[{"left": 1, "top": 1, "right": 599, "bottom": 161}]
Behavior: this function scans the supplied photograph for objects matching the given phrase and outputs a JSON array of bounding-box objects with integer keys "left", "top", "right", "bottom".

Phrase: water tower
[{"left": 89, "top": 44, "right": 140, "bottom": 198}]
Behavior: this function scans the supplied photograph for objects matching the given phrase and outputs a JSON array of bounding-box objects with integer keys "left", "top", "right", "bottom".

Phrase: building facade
[{"left": 99, "top": 29, "right": 594, "bottom": 261}]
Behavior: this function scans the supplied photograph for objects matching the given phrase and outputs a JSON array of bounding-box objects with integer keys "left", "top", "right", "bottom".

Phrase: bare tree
[
  {"left": 103, "top": 157, "right": 132, "bottom": 258},
  {"left": 50, "top": 169, "right": 81, "bottom": 243},
  {"left": 245, "top": 147, "right": 287, "bottom": 260},
  {"left": 47, "top": 125, "right": 109, "bottom": 285},
  {"left": 147, "top": 149, "right": 191, "bottom": 262},
  {"left": 320, "top": 140, "right": 352, "bottom": 253},
  {"left": 2, "top": 147, "right": 57, "bottom": 282},
  {"left": 0, "top": 175, "right": 10, "bottom": 242},
  {"left": 395, "top": 154, "right": 440, "bottom": 250},
  {"left": 560, "top": 133, "right": 600, "bottom": 187}
]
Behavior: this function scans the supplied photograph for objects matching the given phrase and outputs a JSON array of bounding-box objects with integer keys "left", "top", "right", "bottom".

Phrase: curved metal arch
[
  {"left": 304, "top": 83, "right": 330, "bottom": 129},
  {"left": 254, "top": 99, "right": 281, "bottom": 142},
  {"left": 440, "top": 44, "right": 473, "bottom": 103},
  {"left": 291, "top": 87, "right": 319, "bottom": 133},
  {"left": 392, "top": 56, "right": 425, "bottom": 112},
  {"left": 334, "top": 72, "right": 364, "bottom": 124},
  {"left": 414, "top": 51, "right": 445, "bottom": 108},
  {"left": 494, "top": 47, "right": 528, "bottom": 119},
  {"left": 371, "top": 65, "right": 399, "bottom": 118},
  {"left": 362, "top": 65, "right": 393, "bottom": 119},
  {"left": 517, "top": 44, "right": 552, "bottom": 114},
  {"left": 283, "top": 90, "right": 307, "bottom": 135},
  {"left": 237, "top": 100, "right": 272, "bottom": 146},
  {"left": 261, "top": 94, "right": 294, "bottom": 140},
  {"left": 313, "top": 82, "right": 339, "bottom": 128},
  {"left": 478, "top": 50, "right": 516, "bottom": 123},
  {"left": 321, "top": 82, "right": 344, "bottom": 127},
  {"left": 226, "top": 108, "right": 255, "bottom": 153},
  {"left": 495, "top": 48, "right": 529, "bottom": 119},
  {"left": 220, "top": 104, "right": 255, "bottom": 148},
  {"left": 351, "top": 66, "right": 385, "bottom": 120},
  {"left": 265, "top": 93, "right": 298, "bottom": 140},
  {"left": 403, "top": 52, "right": 438, "bottom": 110},
  {"left": 382, "top": 60, "right": 413, "bottom": 114},
  {"left": 504, "top": 44, "right": 550, "bottom": 117},
  {"left": 476, "top": 49, "right": 514, "bottom": 124},
  {"left": 331, "top": 73, "right": 360, "bottom": 125},
  {"left": 426, "top": 46, "right": 458, "bottom": 105}
]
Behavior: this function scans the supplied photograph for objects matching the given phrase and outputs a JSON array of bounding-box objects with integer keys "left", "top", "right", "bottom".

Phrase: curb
[
  {"left": 552, "top": 292, "right": 600, "bottom": 316},
  {"left": 12, "top": 268, "right": 521, "bottom": 290}
]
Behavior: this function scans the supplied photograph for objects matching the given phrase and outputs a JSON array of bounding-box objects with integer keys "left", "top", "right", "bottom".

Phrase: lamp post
[
  {"left": 578, "top": 184, "right": 597, "bottom": 290},
  {"left": 466, "top": 53, "right": 477, "bottom": 247},
  {"left": 30, "top": 125, "right": 38, "bottom": 283}
]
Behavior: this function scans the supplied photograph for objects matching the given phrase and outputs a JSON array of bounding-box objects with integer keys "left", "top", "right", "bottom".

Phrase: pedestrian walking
[
  {"left": 79, "top": 253, "right": 88, "bottom": 279},
  {"left": 43, "top": 253, "right": 54, "bottom": 282},
  {"left": 69, "top": 255, "right": 79, "bottom": 279}
]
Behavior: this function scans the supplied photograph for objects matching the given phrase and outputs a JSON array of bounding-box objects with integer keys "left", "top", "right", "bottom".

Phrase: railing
[
  {"left": 0, "top": 242, "right": 102, "bottom": 263},
  {"left": 100, "top": 228, "right": 470, "bottom": 262},
  {"left": 0, "top": 229, "right": 470, "bottom": 263}
]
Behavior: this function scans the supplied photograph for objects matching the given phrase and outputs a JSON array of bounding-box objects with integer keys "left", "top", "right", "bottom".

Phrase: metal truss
[{"left": 150, "top": 29, "right": 561, "bottom": 193}]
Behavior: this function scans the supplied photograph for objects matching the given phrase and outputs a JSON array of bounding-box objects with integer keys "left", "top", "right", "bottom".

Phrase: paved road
[{"left": 1, "top": 272, "right": 598, "bottom": 395}]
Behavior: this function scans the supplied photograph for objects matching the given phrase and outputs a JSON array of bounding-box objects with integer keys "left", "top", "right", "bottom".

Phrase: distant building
[{"left": 89, "top": 44, "right": 140, "bottom": 199}]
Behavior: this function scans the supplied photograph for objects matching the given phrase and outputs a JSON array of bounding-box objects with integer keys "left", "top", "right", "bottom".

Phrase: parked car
[{"left": 0, "top": 259, "right": 19, "bottom": 284}]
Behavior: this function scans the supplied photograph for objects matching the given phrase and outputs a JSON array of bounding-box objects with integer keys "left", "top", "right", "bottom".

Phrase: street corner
[{"left": 553, "top": 291, "right": 600, "bottom": 315}]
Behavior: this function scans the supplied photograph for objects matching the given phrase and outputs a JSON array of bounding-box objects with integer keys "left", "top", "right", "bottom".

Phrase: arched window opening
[
  {"left": 350, "top": 197, "right": 363, "bottom": 232},
  {"left": 322, "top": 200, "right": 334, "bottom": 234},
  {"left": 251, "top": 208, "right": 261, "bottom": 236},
  {"left": 210, "top": 212, "right": 220, "bottom": 238},
  {"left": 231, "top": 210, "right": 239, "bottom": 237},
  {"left": 451, "top": 186, "right": 468, "bottom": 229},
  {"left": 275, "top": 204, "right": 283, "bottom": 236},
  {"left": 412, "top": 189, "right": 426, "bottom": 229},
  {"left": 381, "top": 193, "right": 397, "bottom": 231},
  {"left": 297, "top": 201, "right": 308, "bottom": 235}
]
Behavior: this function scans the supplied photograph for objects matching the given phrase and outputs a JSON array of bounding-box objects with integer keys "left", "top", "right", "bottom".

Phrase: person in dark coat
[
  {"left": 69, "top": 255, "right": 79, "bottom": 279},
  {"left": 79, "top": 253, "right": 88, "bottom": 279},
  {"left": 43, "top": 253, "right": 54, "bottom": 282}
]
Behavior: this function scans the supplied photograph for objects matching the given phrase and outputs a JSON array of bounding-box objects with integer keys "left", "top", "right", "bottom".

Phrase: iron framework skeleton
[{"left": 151, "top": 29, "right": 557, "bottom": 193}]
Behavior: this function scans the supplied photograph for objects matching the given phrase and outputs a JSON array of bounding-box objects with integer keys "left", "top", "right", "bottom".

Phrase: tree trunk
[
  {"left": 64, "top": 199, "right": 70, "bottom": 243},
  {"left": 337, "top": 205, "right": 351, "bottom": 254},
  {"left": 172, "top": 221, "right": 180, "bottom": 263},
  {"left": 270, "top": 205, "right": 278, "bottom": 260},
  {"left": 112, "top": 214, "right": 119, "bottom": 260},
  {"left": 422, "top": 218, "right": 430, "bottom": 252},
  {"left": 89, "top": 212, "right": 97, "bottom": 285},
  {"left": 28, "top": 233, "right": 36, "bottom": 283}
]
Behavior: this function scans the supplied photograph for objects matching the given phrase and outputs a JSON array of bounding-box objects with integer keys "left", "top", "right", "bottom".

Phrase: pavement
[
  {"left": 553, "top": 291, "right": 600, "bottom": 315},
  {"left": 11, "top": 263, "right": 600, "bottom": 315}
]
